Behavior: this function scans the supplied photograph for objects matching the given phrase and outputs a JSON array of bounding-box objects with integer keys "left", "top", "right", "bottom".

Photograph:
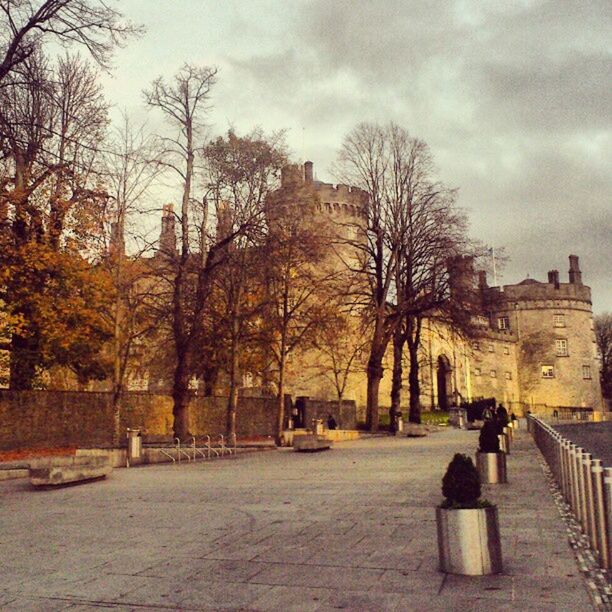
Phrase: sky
[{"left": 100, "top": 0, "right": 611, "bottom": 312}]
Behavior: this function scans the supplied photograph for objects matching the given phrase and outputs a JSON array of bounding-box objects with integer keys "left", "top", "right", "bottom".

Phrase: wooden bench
[{"left": 29, "top": 456, "right": 112, "bottom": 487}]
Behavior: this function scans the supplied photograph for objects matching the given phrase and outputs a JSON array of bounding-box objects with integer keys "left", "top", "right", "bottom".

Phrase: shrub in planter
[
  {"left": 477, "top": 421, "right": 507, "bottom": 484},
  {"left": 441, "top": 453, "right": 482, "bottom": 508},
  {"left": 436, "top": 453, "right": 502, "bottom": 575},
  {"left": 495, "top": 405, "right": 509, "bottom": 431},
  {"left": 479, "top": 420, "right": 500, "bottom": 453}
]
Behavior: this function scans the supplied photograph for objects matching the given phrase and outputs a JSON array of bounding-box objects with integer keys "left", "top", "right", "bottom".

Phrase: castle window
[
  {"left": 474, "top": 368, "right": 481, "bottom": 376},
  {"left": 542, "top": 365, "right": 555, "bottom": 378},
  {"left": 490, "top": 370, "right": 497, "bottom": 378},
  {"left": 555, "top": 339, "right": 568, "bottom": 357},
  {"left": 582, "top": 365, "right": 591, "bottom": 380},
  {"left": 503, "top": 346, "right": 510, "bottom": 355},
  {"left": 488, "top": 344, "right": 494, "bottom": 353},
  {"left": 553, "top": 314, "right": 565, "bottom": 327},
  {"left": 505, "top": 371, "right": 512, "bottom": 380},
  {"left": 497, "top": 316, "right": 509, "bottom": 330}
]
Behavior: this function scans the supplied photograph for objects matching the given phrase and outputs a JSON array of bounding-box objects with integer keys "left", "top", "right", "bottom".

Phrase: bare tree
[
  {"left": 203, "top": 129, "right": 286, "bottom": 438},
  {"left": 335, "top": 123, "right": 413, "bottom": 431},
  {"left": 594, "top": 312, "right": 612, "bottom": 399},
  {"left": 0, "top": 0, "right": 141, "bottom": 84},
  {"left": 143, "top": 63, "right": 218, "bottom": 440},
  {"left": 100, "top": 114, "right": 162, "bottom": 443},
  {"left": 311, "top": 303, "right": 369, "bottom": 409}
]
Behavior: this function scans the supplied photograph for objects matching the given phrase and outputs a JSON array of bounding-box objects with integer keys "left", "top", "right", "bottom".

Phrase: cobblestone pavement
[{"left": 0, "top": 428, "right": 595, "bottom": 610}]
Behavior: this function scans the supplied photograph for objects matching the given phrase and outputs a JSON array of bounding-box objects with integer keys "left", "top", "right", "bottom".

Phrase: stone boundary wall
[
  {"left": 0, "top": 390, "right": 282, "bottom": 450},
  {"left": 300, "top": 398, "right": 357, "bottom": 430}
]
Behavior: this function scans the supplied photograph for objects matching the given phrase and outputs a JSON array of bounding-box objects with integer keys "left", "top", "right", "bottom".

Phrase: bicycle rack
[{"left": 152, "top": 433, "right": 238, "bottom": 465}]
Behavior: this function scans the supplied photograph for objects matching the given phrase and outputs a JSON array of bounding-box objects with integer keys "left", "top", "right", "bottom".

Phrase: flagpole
[{"left": 492, "top": 247, "right": 498, "bottom": 286}]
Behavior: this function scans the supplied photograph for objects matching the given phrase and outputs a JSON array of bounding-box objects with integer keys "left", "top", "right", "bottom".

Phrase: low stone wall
[
  {"left": 0, "top": 391, "right": 278, "bottom": 450},
  {"left": 0, "top": 391, "right": 350, "bottom": 450},
  {"left": 300, "top": 398, "right": 357, "bottom": 430},
  {"left": 0, "top": 390, "right": 115, "bottom": 451}
]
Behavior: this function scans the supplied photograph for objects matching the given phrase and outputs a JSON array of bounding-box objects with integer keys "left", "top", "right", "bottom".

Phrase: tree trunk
[
  {"left": 366, "top": 356, "right": 383, "bottom": 432},
  {"left": 226, "top": 330, "right": 239, "bottom": 439},
  {"left": 9, "top": 329, "right": 38, "bottom": 390},
  {"left": 366, "top": 318, "right": 388, "bottom": 432},
  {"left": 172, "top": 353, "right": 191, "bottom": 440},
  {"left": 390, "top": 326, "right": 405, "bottom": 433},
  {"left": 407, "top": 316, "right": 422, "bottom": 424},
  {"left": 275, "top": 349, "right": 286, "bottom": 446}
]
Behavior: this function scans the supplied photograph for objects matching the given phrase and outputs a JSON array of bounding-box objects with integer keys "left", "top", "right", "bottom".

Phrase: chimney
[
  {"left": 159, "top": 203, "right": 177, "bottom": 256},
  {"left": 478, "top": 270, "right": 488, "bottom": 290},
  {"left": 547, "top": 270, "right": 560, "bottom": 289},
  {"left": 304, "top": 161, "right": 314, "bottom": 183},
  {"left": 568, "top": 254, "right": 582, "bottom": 285}
]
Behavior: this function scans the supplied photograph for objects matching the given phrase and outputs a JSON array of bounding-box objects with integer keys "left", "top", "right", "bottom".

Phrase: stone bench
[
  {"left": 293, "top": 434, "right": 332, "bottom": 452},
  {"left": 29, "top": 456, "right": 112, "bottom": 487}
]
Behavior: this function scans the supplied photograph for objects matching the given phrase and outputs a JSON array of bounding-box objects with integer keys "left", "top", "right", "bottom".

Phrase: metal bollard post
[
  {"left": 575, "top": 448, "right": 587, "bottom": 531},
  {"left": 604, "top": 468, "right": 612, "bottom": 570},
  {"left": 568, "top": 444, "right": 578, "bottom": 516},
  {"left": 582, "top": 453, "right": 595, "bottom": 544},
  {"left": 591, "top": 459, "right": 608, "bottom": 568},
  {"left": 560, "top": 439, "right": 570, "bottom": 502}
]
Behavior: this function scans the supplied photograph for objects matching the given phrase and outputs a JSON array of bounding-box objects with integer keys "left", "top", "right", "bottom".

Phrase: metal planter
[
  {"left": 436, "top": 506, "right": 503, "bottom": 575},
  {"left": 476, "top": 451, "right": 507, "bottom": 484}
]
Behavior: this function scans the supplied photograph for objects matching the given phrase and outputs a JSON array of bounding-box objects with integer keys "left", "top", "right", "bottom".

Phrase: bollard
[
  {"left": 591, "top": 459, "right": 609, "bottom": 568},
  {"left": 575, "top": 448, "right": 587, "bottom": 530},
  {"left": 582, "top": 453, "right": 595, "bottom": 545},
  {"left": 560, "top": 439, "right": 569, "bottom": 502},
  {"left": 605, "top": 468, "right": 612, "bottom": 571},
  {"left": 568, "top": 444, "right": 578, "bottom": 516}
]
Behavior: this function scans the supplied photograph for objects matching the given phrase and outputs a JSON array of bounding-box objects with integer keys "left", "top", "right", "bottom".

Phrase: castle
[
  {"left": 259, "top": 162, "right": 604, "bottom": 417},
  {"left": 2, "top": 160, "right": 602, "bottom": 418}
]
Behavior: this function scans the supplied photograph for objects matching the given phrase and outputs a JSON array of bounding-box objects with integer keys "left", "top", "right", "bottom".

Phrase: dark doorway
[{"left": 437, "top": 355, "right": 452, "bottom": 411}]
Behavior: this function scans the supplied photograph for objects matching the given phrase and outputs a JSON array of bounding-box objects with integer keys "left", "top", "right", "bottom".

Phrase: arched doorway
[{"left": 437, "top": 355, "right": 452, "bottom": 411}]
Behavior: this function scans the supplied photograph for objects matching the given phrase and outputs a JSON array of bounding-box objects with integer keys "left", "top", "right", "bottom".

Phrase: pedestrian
[{"left": 327, "top": 414, "right": 337, "bottom": 430}]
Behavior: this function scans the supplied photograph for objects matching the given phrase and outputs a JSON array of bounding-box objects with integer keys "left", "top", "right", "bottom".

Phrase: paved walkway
[{"left": 0, "top": 428, "right": 593, "bottom": 610}]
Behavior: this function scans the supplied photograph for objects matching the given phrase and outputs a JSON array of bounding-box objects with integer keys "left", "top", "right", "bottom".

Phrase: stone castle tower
[{"left": 474, "top": 255, "right": 602, "bottom": 410}]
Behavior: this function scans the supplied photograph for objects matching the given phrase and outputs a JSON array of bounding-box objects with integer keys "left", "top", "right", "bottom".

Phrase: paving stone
[
  {"left": 249, "top": 562, "right": 385, "bottom": 590},
  {"left": 249, "top": 585, "right": 333, "bottom": 611},
  {"left": 0, "top": 430, "right": 595, "bottom": 611}
]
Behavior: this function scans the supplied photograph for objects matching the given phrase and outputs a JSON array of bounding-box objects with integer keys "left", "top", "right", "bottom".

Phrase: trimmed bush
[
  {"left": 496, "top": 405, "right": 509, "bottom": 433},
  {"left": 479, "top": 420, "right": 501, "bottom": 453},
  {"left": 441, "top": 453, "right": 482, "bottom": 508}
]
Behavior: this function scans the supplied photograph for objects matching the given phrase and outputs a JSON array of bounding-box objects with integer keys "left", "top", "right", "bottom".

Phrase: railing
[{"left": 529, "top": 415, "right": 611, "bottom": 569}]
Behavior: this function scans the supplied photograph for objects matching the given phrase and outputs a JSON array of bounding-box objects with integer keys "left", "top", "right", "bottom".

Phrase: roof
[{"left": 518, "top": 278, "right": 541, "bottom": 285}]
